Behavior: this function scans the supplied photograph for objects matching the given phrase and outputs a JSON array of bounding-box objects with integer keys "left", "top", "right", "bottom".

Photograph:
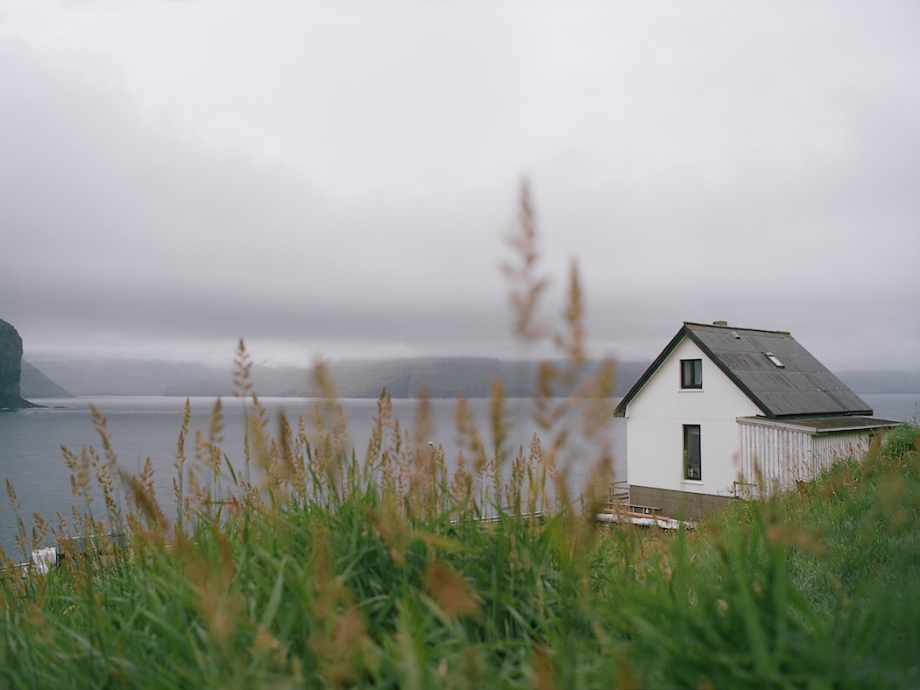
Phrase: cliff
[{"left": 0, "top": 320, "right": 39, "bottom": 409}]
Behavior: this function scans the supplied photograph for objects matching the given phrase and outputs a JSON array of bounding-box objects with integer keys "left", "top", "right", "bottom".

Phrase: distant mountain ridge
[
  {"left": 28, "top": 358, "right": 652, "bottom": 398},
  {"left": 29, "top": 360, "right": 228, "bottom": 397},
  {"left": 21, "top": 357, "right": 920, "bottom": 399},
  {"left": 163, "top": 358, "right": 654, "bottom": 399}
]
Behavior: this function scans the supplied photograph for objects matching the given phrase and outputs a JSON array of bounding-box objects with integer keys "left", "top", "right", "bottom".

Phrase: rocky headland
[{"left": 0, "top": 319, "right": 39, "bottom": 410}]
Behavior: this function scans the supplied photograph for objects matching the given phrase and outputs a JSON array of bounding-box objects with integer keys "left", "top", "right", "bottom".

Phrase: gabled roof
[{"left": 614, "top": 322, "right": 873, "bottom": 419}]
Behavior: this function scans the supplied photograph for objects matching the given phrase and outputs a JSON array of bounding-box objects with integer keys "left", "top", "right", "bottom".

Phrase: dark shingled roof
[
  {"left": 737, "top": 416, "right": 900, "bottom": 433},
  {"left": 615, "top": 322, "right": 874, "bottom": 419}
]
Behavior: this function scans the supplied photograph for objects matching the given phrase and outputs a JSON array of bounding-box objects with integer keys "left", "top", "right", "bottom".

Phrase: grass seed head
[{"left": 424, "top": 561, "right": 480, "bottom": 618}]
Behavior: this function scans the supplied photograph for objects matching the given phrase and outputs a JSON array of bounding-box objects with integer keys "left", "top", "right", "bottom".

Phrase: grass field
[{"left": 1, "top": 365, "right": 917, "bottom": 689}]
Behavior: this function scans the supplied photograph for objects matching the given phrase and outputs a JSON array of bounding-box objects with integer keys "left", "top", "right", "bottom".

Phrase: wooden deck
[{"left": 596, "top": 481, "right": 696, "bottom": 530}]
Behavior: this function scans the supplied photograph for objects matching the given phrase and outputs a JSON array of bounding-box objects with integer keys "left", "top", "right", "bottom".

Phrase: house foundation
[{"left": 629, "top": 485, "right": 735, "bottom": 521}]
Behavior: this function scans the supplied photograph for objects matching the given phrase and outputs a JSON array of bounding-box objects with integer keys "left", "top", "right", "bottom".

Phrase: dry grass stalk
[
  {"left": 424, "top": 560, "right": 481, "bottom": 618},
  {"left": 173, "top": 398, "right": 191, "bottom": 532},
  {"left": 503, "top": 179, "right": 549, "bottom": 344},
  {"left": 367, "top": 488, "right": 411, "bottom": 567},
  {"left": 119, "top": 457, "right": 168, "bottom": 534},
  {"left": 90, "top": 405, "right": 124, "bottom": 534}
]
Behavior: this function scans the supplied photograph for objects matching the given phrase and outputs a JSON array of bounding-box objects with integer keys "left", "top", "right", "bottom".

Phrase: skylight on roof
[{"left": 764, "top": 352, "right": 785, "bottom": 368}]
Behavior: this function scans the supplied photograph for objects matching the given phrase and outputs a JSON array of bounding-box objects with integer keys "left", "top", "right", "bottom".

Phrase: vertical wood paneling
[
  {"left": 739, "top": 421, "right": 873, "bottom": 498},
  {"left": 814, "top": 432, "right": 868, "bottom": 471},
  {"left": 739, "top": 422, "right": 813, "bottom": 497}
]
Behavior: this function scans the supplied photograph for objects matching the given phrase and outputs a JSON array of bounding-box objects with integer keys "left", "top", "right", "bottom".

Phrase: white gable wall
[{"left": 625, "top": 337, "right": 761, "bottom": 497}]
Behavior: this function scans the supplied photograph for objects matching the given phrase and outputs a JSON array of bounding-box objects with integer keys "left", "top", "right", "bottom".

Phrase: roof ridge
[{"left": 683, "top": 321, "right": 792, "bottom": 336}]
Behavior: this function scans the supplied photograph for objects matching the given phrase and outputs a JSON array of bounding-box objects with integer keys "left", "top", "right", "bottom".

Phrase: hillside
[
  {"left": 29, "top": 359, "right": 229, "bottom": 396},
  {"left": 19, "top": 360, "right": 74, "bottom": 398}
]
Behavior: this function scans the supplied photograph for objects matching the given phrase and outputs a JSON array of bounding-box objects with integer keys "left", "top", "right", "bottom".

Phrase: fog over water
[{"left": 0, "top": 2, "right": 917, "bottom": 372}]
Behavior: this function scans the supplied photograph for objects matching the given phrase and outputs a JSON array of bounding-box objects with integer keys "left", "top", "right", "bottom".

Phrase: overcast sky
[{"left": 1, "top": 1, "right": 917, "bottom": 371}]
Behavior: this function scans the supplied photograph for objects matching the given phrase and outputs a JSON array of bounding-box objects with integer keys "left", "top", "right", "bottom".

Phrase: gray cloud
[{"left": 1, "top": 2, "right": 918, "bottom": 371}]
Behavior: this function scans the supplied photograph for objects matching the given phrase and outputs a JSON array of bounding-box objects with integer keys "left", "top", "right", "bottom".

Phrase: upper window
[{"left": 681, "top": 359, "right": 702, "bottom": 389}]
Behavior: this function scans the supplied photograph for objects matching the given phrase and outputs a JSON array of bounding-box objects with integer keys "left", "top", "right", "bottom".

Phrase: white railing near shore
[
  {"left": 605, "top": 480, "right": 630, "bottom": 506},
  {"left": 10, "top": 532, "right": 128, "bottom": 577}
]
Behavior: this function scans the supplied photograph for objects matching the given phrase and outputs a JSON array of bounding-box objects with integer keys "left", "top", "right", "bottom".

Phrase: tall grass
[{"left": 1, "top": 184, "right": 918, "bottom": 688}]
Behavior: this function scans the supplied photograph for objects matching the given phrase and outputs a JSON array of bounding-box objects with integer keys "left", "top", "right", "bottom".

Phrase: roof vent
[
  {"left": 764, "top": 352, "right": 785, "bottom": 368},
  {"left": 730, "top": 330, "right": 741, "bottom": 339},
  {"left": 713, "top": 320, "right": 728, "bottom": 327}
]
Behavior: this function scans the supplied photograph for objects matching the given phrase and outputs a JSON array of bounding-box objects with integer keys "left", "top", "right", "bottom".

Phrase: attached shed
[
  {"left": 614, "top": 322, "right": 898, "bottom": 519},
  {"left": 736, "top": 415, "right": 895, "bottom": 499}
]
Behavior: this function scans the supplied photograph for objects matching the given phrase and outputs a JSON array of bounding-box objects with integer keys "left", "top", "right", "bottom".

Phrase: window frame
[
  {"left": 683, "top": 424, "right": 702, "bottom": 481},
  {"left": 680, "top": 359, "right": 703, "bottom": 389},
  {"left": 764, "top": 352, "right": 785, "bottom": 368}
]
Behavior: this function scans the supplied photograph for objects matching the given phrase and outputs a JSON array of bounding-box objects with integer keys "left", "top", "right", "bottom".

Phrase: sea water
[
  {"left": 0, "top": 396, "right": 628, "bottom": 555},
  {"left": 1, "top": 393, "right": 916, "bottom": 556}
]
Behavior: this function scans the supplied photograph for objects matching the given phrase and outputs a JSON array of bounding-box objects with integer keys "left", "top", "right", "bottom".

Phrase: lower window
[{"left": 684, "top": 425, "right": 701, "bottom": 480}]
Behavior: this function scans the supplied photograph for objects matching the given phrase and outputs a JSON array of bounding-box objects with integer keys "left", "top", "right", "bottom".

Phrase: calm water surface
[
  {"left": 2, "top": 393, "right": 916, "bottom": 555},
  {"left": 0, "top": 396, "right": 628, "bottom": 554}
]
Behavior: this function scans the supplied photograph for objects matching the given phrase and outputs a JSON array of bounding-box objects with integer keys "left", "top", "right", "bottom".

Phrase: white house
[{"left": 614, "top": 322, "right": 898, "bottom": 519}]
